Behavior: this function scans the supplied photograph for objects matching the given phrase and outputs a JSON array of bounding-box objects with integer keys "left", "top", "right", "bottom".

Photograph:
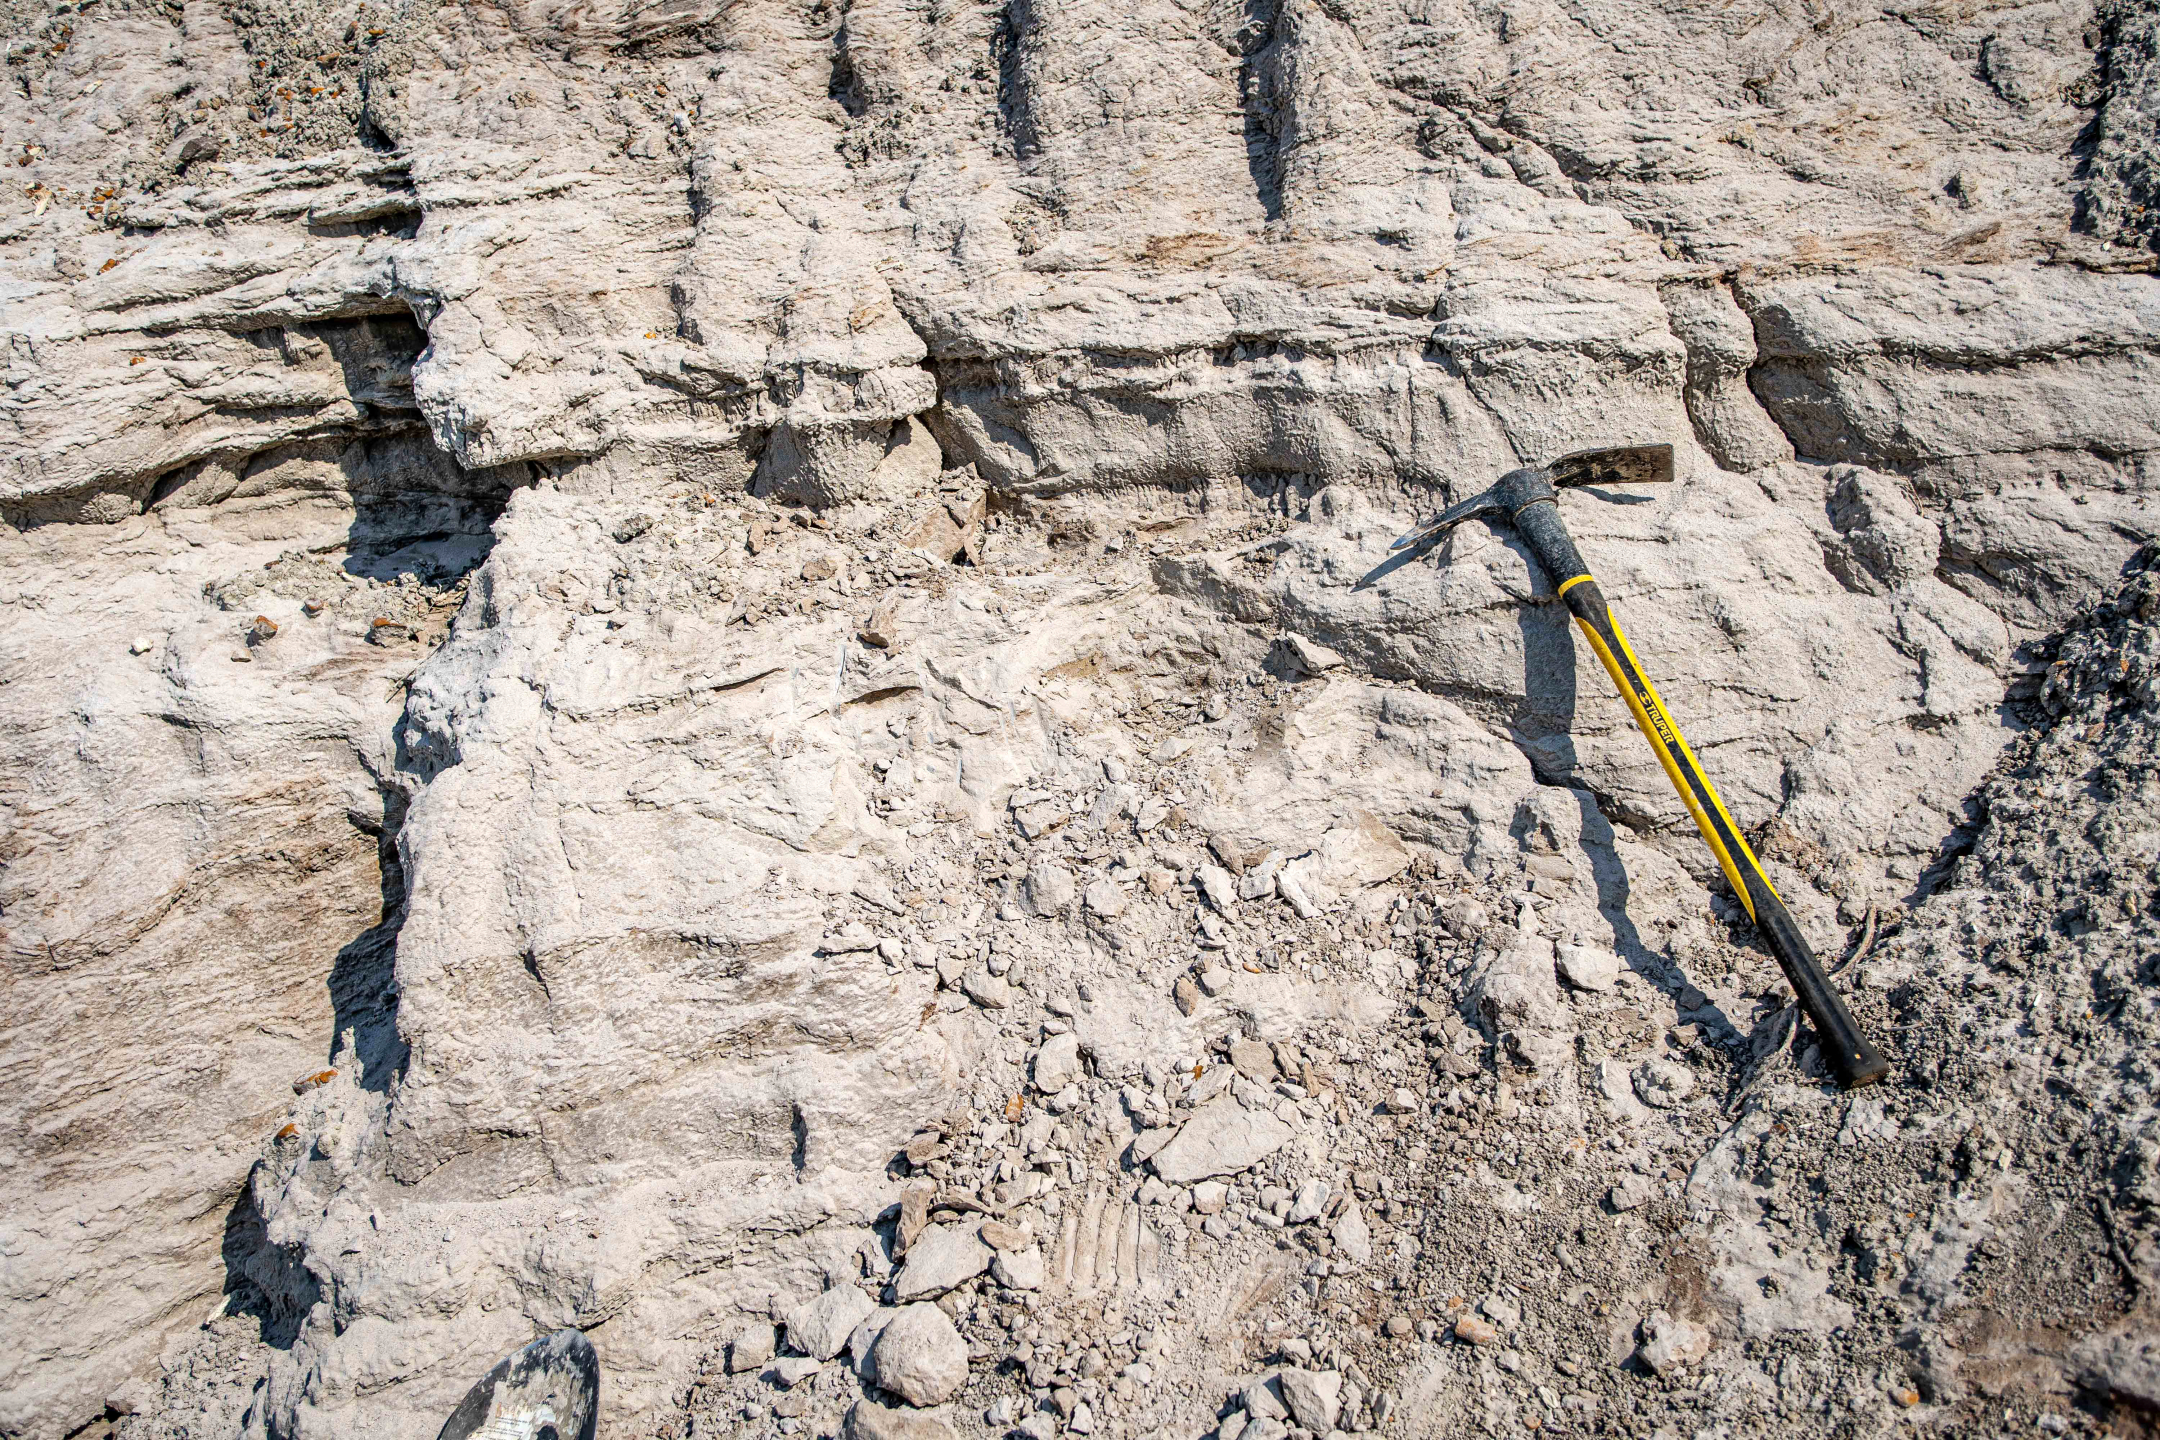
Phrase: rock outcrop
[{"left": 2, "top": 0, "right": 2156, "bottom": 1437}]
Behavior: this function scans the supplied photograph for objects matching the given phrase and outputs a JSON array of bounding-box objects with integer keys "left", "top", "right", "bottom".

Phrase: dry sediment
[{"left": 2, "top": 0, "right": 2158, "bottom": 1437}]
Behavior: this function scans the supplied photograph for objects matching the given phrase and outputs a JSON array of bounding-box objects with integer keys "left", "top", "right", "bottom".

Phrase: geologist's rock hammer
[{"left": 1389, "top": 443, "right": 1890, "bottom": 1090}]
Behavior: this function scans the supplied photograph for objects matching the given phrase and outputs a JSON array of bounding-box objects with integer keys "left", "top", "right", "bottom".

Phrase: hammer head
[
  {"left": 1390, "top": 443, "right": 1674, "bottom": 552},
  {"left": 1546, "top": 443, "right": 1674, "bottom": 491}
]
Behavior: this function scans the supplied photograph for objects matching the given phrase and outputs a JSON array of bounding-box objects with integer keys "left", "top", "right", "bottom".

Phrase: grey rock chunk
[
  {"left": 1632, "top": 1059, "right": 1695, "bottom": 1109},
  {"left": 844, "top": 1399, "right": 957, "bottom": 1440},
  {"left": 2075, "top": 1330, "right": 2160, "bottom": 1410},
  {"left": 846, "top": 1307, "right": 900, "bottom": 1383},
  {"left": 1196, "top": 864, "right": 1238, "bottom": 913},
  {"left": 891, "top": 1223, "right": 993, "bottom": 1301},
  {"left": 1148, "top": 1098, "right": 1295, "bottom": 1184},
  {"left": 1277, "top": 1367, "right": 1342, "bottom": 1433},
  {"left": 869, "top": 1303, "right": 969, "bottom": 1407},
  {"left": 854, "top": 878, "right": 905, "bottom": 914},
  {"left": 990, "top": 1245, "right": 1044, "bottom": 1290},
  {"left": 1242, "top": 1377, "right": 1289, "bottom": 1420},
  {"left": 1024, "top": 861, "right": 1076, "bottom": 915},
  {"left": 1635, "top": 1310, "right": 1712, "bottom": 1375},
  {"left": 1227, "top": 1037, "right": 1277, "bottom": 1081},
  {"left": 1330, "top": 1202, "right": 1372, "bottom": 1264},
  {"left": 787, "top": 1284, "right": 874, "bottom": 1362},
  {"left": 727, "top": 1323, "right": 776, "bottom": 1373},
  {"left": 960, "top": 968, "right": 1010, "bottom": 1009},
  {"left": 765, "top": 1356, "right": 824, "bottom": 1387},
  {"left": 1279, "top": 633, "right": 1345, "bottom": 674},
  {"left": 1013, "top": 800, "right": 1066, "bottom": 841},
  {"left": 1032, "top": 1032, "right": 1083, "bottom": 1093},
  {"left": 1555, "top": 943, "right": 1620, "bottom": 992},
  {"left": 1083, "top": 877, "right": 1127, "bottom": 917}
]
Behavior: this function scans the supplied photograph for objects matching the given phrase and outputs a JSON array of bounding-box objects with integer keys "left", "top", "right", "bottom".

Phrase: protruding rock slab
[{"left": 1148, "top": 1099, "right": 1295, "bottom": 1184}]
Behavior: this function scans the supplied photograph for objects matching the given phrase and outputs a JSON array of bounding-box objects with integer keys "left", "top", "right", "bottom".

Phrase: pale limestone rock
[
  {"left": 1082, "top": 877, "right": 1127, "bottom": 918},
  {"left": 1149, "top": 1099, "right": 1296, "bottom": 1184},
  {"left": 1, "top": 0, "right": 2153, "bottom": 1433},
  {"left": 1277, "top": 1369, "right": 1342, "bottom": 1433},
  {"left": 845, "top": 1400, "right": 959, "bottom": 1440},
  {"left": 1330, "top": 1203, "right": 1373, "bottom": 1264},
  {"left": 787, "top": 1285, "right": 875, "bottom": 1363},
  {"left": 728, "top": 1325, "right": 777, "bottom": 1374},
  {"left": 1032, "top": 1033, "right": 1084, "bottom": 1094},
  {"left": 1633, "top": 1060, "right": 1697, "bottom": 1110},
  {"left": 1636, "top": 1312, "right": 1714, "bottom": 1375},
  {"left": 1556, "top": 944, "right": 1621, "bottom": 993},
  {"left": 1286, "top": 1178, "right": 1329, "bottom": 1225},
  {"left": 991, "top": 1246, "right": 1045, "bottom": 1291},
  {"left": 1024, "top": 861, "right": 1076, "bottom": 916},
  {"left": 870, "top": 1305, "right": 969, "bottom": 1407},
  {"left": 891, "top": 1225, "right": 993, "bottom": 1302}
]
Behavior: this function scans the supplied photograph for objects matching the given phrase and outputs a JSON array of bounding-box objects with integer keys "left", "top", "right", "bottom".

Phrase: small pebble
[{"left": 1453, "top": 1316, "right": 1498, "bottom": 1346}]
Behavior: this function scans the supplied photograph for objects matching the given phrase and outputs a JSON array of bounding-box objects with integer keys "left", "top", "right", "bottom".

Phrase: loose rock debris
[{"left": 7, "top": 0, "right": 2160, "bottom": 1433}]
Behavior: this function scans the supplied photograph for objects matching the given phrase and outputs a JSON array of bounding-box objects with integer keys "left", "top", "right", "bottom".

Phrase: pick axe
[{"left": 1391, "top": 443, "right": 1889, "bottom": 1090}]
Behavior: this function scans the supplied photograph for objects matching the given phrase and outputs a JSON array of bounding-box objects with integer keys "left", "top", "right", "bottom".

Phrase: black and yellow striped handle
[{"left": 1511, "top": 495, "right": 1889, "bottom": 1089}]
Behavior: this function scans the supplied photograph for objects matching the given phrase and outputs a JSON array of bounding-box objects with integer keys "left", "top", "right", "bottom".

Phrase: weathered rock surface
[
  {"left": 789, "top": 1285, "right": 877, "bottom": 1363},
  {"left": 891, "top": 1224, "right": 994, "bottom": 1302},
  {"left": 1149, "top": 1099, "right": 1299, "bottom": 1185},
  {"left": 867, "top": 1304, "right": 969, "bottom": 1408},
  {"left": 1, "top": 0, "right": 2156, "bottom": 1437}
]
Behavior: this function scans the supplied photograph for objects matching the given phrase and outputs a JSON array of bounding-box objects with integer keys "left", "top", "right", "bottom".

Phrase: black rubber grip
[
  {"left": 1743, "top": 878, "right": 1890, "bottom": 1087},
  {"left": 1509, "top": 497, "right": 1591, "bottom": 593}
]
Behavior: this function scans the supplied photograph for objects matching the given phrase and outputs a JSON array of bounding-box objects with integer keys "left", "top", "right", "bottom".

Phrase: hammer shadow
[
  {"left": 1568, "top": 485, "right": 1658, "bottom": 508},
  {"left": 1511, "top": 604, "right": 1745, "bottom": 1050},
  {"left": 1353, "top": 524, "right": 1452, "bottom": 591}
]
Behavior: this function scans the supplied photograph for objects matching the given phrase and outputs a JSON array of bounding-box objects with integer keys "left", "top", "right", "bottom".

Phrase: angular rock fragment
[
  {"left": 1277, "top": 1368, "right": 1342, "bottom": 1432},
  {"left": 1632, "top": 1059, "right": 1695, "bottom": 1109},
  {"left": 961, "top": 968, "right": 1010, "bottom": 1009},
  {"left": 869, "top": 1303, "right": 969, "bottom": 1406},
  {"left": 1024, "top": 861, "right": 1076, "bottom": 915},
  {"left": 1032, "top": 1032, "right": 1083, "bottom": 1093},
  {"left": 765, "top": 1356, "right": 823, "bottom": 1387},
  {"left": 1149, "top": 1099, "right": 1295, "bottom": 1184},
  {"left": 1278, "top": 634, "right": 1344, "bottom": 674},
  {"left": 1227, "top": 1037, "right": 1277, "bottom": 1081},
  {"left": 1635, "top": 1310, "right": 1712, "bottom": 1374},
  {"left": 1330, "top": 1202, "right": 1372, "bottom": 1263},
  {"left": 978, "top": 1219, "right": 1030, "bottom": 1252},
  {"left": 787, "top": 1284, "right": 874, "bottom": 1362},
  {"left": 845, "top": 1399, "right": 957, "bottom": 1440},
  {"left": 1556, "top": 943, "right": 1620, "bottom": 992},
  {"left": 1286, "top": 1178, "right": 1329, "bottom": 1225},
  {"left": 728, "top": 1324, "right": 776, "bottom": 1373},
  {"left": 991, "top": 1246, "right": 1044, "bottom": 1290},
  {"left": 891, "top": 1223, "right": 993, "bottom": 1301},
  {"left": 1083, "top": 878, "right": 1127, "bottom": 918}
]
